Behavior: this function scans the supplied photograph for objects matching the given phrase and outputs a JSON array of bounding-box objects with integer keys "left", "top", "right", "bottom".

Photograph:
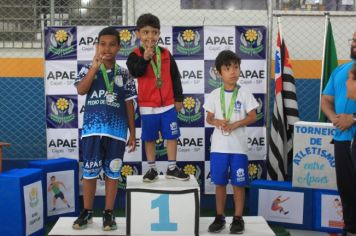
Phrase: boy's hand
[
  {"left": 92, "top": 44, "right": 103, "bottom": 70},
  {"left": 214, "top": 119, "right": 227, "bottom": 130},
  {"left": 127, "top": 135, "right": 136, "bottom": 153},
  {"left": 175, "top": 102, "right": 183, "bottom": 112},
  {"left": 143, "top": 42, "right": 155, "bottom": 61},
  {"left": 222, "top": 122, "right": 239, "bottom": 133}
]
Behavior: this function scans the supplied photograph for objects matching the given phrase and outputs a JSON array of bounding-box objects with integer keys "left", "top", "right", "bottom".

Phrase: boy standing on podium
[
  {"left": 204, "top": 50, "right": 258, "bottom": 234},
  {"left": 126, "top": 13, "right": 189, "bottom": 183},
  {"left": 73, "top": 27, "right": 137, "bottom": 231}
]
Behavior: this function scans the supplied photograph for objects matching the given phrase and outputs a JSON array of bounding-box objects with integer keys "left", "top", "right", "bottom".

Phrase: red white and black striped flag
[{"left": 267, "top": 20, "right": 300, "bottom": 181}]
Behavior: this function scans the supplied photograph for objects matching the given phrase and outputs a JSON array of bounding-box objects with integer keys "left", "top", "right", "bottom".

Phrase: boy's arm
[
  {"left": 224, "top": 109, "right": 257, "bottom": 132},
  {"left": 126, "top": 51, "right": 150, "bottom": 77},
  {"left": 76, "top": 65, "right": 99, "bottom": 95},
  {"left": 206, "top": 111, "right": 227, "bottom": 129},
  {"left": 76, "top": 44, "right": 102, "bottom": 95},
  {"left": 125, "top": 99, "right": 136, "bottom": 152},
  {"left": 169, "top": 53, "right": 184, "bottom": 103}
]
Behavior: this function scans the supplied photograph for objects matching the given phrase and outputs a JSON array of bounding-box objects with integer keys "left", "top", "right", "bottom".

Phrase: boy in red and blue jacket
[{"left": 126, "top": 13, "right": 189, "bottom": 182}]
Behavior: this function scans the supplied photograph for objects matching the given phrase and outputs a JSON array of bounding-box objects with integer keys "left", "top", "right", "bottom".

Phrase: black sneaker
[
  {"left": 72, "top": 209, "right": 93, "bottom": 230},
  {"left": 143, "top": 168, "right": 159, "bottom": 182},
  {"left": 208, "top": 215, "right": 226, "bottom": 233},
  {"left": 102, "top": 209, "right": 117, "bottom": 231},
  {"left": 166, "top": 166, "right": 190, "bottom": 181},
  {"left": 230, "top": 216, "right": 245, "bottom": 234}
]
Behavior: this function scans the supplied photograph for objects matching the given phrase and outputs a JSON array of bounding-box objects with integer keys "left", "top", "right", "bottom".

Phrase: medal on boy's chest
[
  {"left": 155, "top": 76, "right": 163, "bottom": 88},
  {"left": 106, "top": 93, "right": 115, "bottom": 103},
  {"left": 150, "top": 46, "right": 162, "bottom": 88}
]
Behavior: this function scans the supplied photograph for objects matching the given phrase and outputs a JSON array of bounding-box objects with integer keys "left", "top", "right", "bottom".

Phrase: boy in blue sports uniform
[
  {"left": 73, "top": 27, "right": 137, "bottom": 231},
  {"left": 204, "top": 50, "right": 258, "bottom": 234}
]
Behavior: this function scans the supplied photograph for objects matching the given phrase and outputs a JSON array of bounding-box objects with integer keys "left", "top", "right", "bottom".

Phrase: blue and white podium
[
  {"left": 0, "top": 168, "right": 44, "bottom": 236},
  {"left": 126, "top": 175, "right": 200, "bottom": 236},
  {"left": 28, "top": 158, "right": 79, "bottom": 222}
]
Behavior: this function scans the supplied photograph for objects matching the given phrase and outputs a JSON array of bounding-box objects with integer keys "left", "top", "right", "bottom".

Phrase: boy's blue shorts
[
  {"left": 210, "top": 152, "right": 248, "bottom": 186},
  {"left": 81, "top": 136, "right": 125, "bottom": 180},
  {"left": 141, "top": 107, "right": 180, "bottom": 141}
]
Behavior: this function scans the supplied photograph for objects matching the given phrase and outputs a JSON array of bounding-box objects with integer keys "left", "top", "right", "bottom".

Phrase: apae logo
[
  {"left": 119, "top": 29, "right": 137, "bottom": 56},
  {"left": 49, "top": 29, "right": 75, "bottom": 56},
  {"left": 183, "top": 164, "right": 202, "bottom": 185},
  {"left": 248, "top": 163, "right": 263, "bottom": 180},
  {"left": 48, "top": 138, "right": 77, "bottom": 153},
  {"left": 158, "top": 36, "right": 171, "bottom": 46},
  {"left": 255, "top": 97, "right": 264, "bottom": 121},
  {"left": 118, "top": 164, "right": 139, "bottom": 189},
  {"left": 240, "top": 29, "right": 263, "bottom": 56},
  {"left": 49, "top": 98, "right": 75, "bottom": 126},
  {"left": 49, "top": 138, "right": 77, "bottom": 147},
  {"left": 206, "top": 36, "right": 234, "bottom": 45},
  {"left": 47, "top": 70, "right": 76, "bottom": 86},
  {"left": 177, "top": 29, "right": 201, "bottom": 56},
  {"left": 182, "top": 69, "right": 203, "bottom": 85},
  {"left": 78, "top": 36, "right": 99, "bottom": 52},
  {"left": 207, "top": 66, "right": 222, "bottom": 88},
  {"left": 178, "top": 137, "right": 203, "bottom": 152},
  {"left": 155, "top": 131, "right": 167, "bottom": 157},
  {"left": 178, "top": 96, "right": 202, "bottom": 123},
  {"left": 29, "top": 187, "right": 39, "bottom": 208}
]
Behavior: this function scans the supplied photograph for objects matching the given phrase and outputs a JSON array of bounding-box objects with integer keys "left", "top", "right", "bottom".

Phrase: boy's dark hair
[
  {"left": 215, "top": 50, "right": 241, "bottom": 73},
  {"left": 50, "top": 176, "right": 55, "bottom": 180},
  {"left": 98, "top": 26, "right": 120, "bottom": 45},
  {"left": 136, "top": 13, "right": 160, "bottom": 30}
]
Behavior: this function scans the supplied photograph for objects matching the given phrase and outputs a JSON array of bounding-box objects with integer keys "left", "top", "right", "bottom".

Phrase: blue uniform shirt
[
  {"left": 323, "top": 61, "right": 356, "bottom": 141},
  {"left": 75, "top": 64, "right": 137, "bottom": 141}
]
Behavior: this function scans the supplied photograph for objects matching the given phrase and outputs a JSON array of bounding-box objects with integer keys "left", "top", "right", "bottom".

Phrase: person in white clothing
[{"left": 203, "top": 50, "right": 258, "bottom": 234}]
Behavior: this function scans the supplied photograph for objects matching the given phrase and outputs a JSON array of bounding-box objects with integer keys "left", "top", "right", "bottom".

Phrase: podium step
[{"left": 49, "top": 216, "right": 275, "bottom": 235}]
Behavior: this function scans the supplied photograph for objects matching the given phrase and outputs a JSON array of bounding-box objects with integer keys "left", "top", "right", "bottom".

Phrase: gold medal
[{"left": 156, "top": 77, "right": 163, "bottom": 88}]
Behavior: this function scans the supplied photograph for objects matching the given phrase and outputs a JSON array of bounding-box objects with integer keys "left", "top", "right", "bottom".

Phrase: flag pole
[
  {"left": 277, "top": 16, "right": 282, "bottom": 45},
  {"left": 319, "top": 13, "right": 329, "bottom": 120}
]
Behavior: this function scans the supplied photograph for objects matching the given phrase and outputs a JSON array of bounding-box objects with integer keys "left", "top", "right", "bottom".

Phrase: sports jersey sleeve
[
  {"left": 74, "top": 64, "right": 91, "bottom": 86},
  {"left": 126, "top": 50, "right": 150, "bottom": 77}
]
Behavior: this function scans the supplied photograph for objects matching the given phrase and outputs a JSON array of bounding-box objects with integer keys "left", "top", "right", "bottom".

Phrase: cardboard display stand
[{"left": 28, "top": 157, "right": 79, "bottom": 222}]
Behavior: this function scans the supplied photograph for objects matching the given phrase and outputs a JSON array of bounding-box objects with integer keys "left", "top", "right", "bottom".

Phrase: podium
[
  {"left": 0, "top": 168, "right": 44, "bottom": 236},
  {"left": 126, "top": 175, "right": 200, "bottom": 236}
]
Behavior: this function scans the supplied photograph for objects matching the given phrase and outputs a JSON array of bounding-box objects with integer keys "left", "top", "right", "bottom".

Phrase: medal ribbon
[
  {"left": 100, "top": 63, "right": 118, "bottom": 94},
  {"left": 149, "top": 46, "right": 162, "bottom": 87},
  {"left": 220, "top": 86, "right": 238, "bottom": 121}
]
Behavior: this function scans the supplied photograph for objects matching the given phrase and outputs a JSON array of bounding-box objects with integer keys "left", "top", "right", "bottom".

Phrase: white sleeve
[
  {"left": 203, "top": 90, "right": 216, "bottom": 114},
  {"left": 243, "top": 90, "right": 259, "bottom": 113}
]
